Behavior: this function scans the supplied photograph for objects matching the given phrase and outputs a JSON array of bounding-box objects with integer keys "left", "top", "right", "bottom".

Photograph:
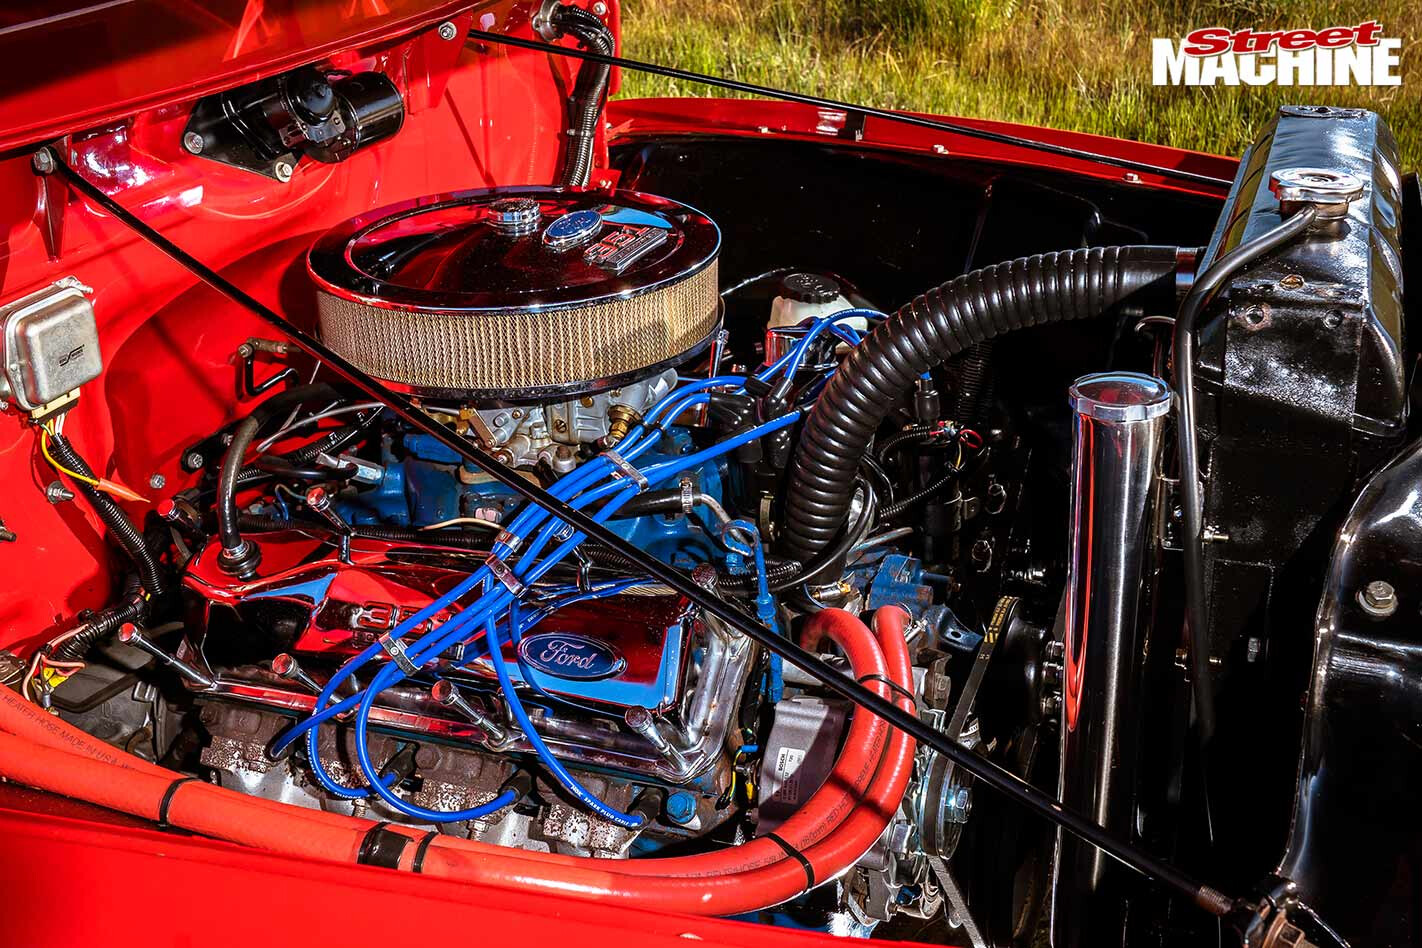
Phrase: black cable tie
[
  {"left": 764, "top": 831, "right": 815, "bottom": 889},
  {"left": 157, "top": 775, "right": 200, "bottom": 828},
  {"left": 411, "top": 830, "right": 440, "bottom": 874},
  {"left": 858, "top": 673, "right": 918, "bottom": 709},
  {"left": 356, "top": 821, "right": 412, "bottom": 869}
]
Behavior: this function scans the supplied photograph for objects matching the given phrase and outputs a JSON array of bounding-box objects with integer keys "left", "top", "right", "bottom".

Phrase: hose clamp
[
  {"left": 484, "top": 553, "right": 527, "bottom": 596},
  {"left": 377, "top": 633, "right": 420, "bottom": 676},
  {"left": 678, "top": 476, "right": 696, "bottom": 516},
  {"left": 603, "top": 448, "right": 649, "bottom": 490}
]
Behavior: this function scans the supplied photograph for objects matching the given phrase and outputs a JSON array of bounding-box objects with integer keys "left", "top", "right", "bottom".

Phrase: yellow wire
[{"left": 39, "top": 427, "right": 103, "bottom": 489}]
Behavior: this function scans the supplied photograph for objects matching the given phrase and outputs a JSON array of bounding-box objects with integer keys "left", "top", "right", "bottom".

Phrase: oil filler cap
[{"left": 781, "top": 272, "right": 840, "bottom": 304}]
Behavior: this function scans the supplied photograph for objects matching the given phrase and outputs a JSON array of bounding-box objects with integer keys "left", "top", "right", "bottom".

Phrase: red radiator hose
[
  {"left": 0, "top": 608, "right": 918, "bottom": 916},
  {"left": 608, "top": 607, "right": 896, "bottom": 877},
  {"left": 408, "top": 608, "right": 918, "bottom": 914}
]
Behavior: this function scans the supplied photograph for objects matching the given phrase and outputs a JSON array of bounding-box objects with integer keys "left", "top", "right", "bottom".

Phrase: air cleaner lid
[
  {"left": 308, "top": 187, "right": 722, "bottom": 402},
  {"left": 308, "top": 186, "right": 720, "bottom": 313}
]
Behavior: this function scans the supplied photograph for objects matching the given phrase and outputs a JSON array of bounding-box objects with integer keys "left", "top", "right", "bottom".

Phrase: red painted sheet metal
[
  {"left": 0, "top": 789, "right": 925, "bottom": 948},
  {"left": 0, "top": 2, "right": 589, "bottom": 655},
  {"left": 0, "top": 0, "right": 486, "bottom": 153}
]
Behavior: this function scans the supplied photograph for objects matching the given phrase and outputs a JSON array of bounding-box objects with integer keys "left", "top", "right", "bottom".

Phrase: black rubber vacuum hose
[
  {"left": 237, "top": 514, "right": 488, "bottom": 551},
  {"left": 45, "top": 432, "right": 167, "bottom": 599},
  {"left": 234, "top": 407, "right": 381, "bottom": 487},
  {"left": 551, "top": 4, "right": 613, "bottom": 187},
  {"left": 781, "top": 246, "right": 1180, "bottom": 562}
]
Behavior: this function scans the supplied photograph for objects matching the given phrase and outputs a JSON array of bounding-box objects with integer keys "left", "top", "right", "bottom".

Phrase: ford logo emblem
[
  {"left": 517, "top": 633, "right": 626, "bottom": 681},
  {"left": 542, "top": 209, "right": 603, "bottom": 250}
]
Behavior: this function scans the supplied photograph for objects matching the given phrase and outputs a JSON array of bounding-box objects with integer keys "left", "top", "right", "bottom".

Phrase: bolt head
[
  {"left": 273, "top": 160, "right": 294, "bottom": 183},
  {"left": 1359, "top": 580, "right": 1398, "bottom": 617},
  {"left": 183, "top": 451, "right": 205, "bottom": 470},
  {"left": 45, "top": 481, "right": 74, "bottom": 504},
  {"left": 942, "top": 785, "right": 972, "bottom": 824},
  {"left": 436, "top": 20, "right": 458, "bottom": 40},
  {"left": 887, "top": 820, "right": 917, "bottom": 856},
  {"left": 182, "top": 131, "right": 205, "bottom": 154},
  {"left": 31, "top": 149, "right": 55, "bottom": 175},
  {"left": 149, "top": 473, "right": 166, "bottom": 490},
  {"left": 664, "top": 790, "right": 696, "bottom": 825},
  {"left": 689, "top": 562, "right": 719, "bottom": 591},
  {"left": 591, "top": 1, "right": 608, "bottom": 14}
]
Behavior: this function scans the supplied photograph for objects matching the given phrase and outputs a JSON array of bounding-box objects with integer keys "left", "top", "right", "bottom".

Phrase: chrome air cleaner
[{"left": 308, "top": 187, "right": 721, "bottom": 402}]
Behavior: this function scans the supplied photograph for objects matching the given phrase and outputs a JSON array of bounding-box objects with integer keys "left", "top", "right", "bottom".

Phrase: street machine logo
[{"left": 1153, "top": 21, "right": 1402, "bottom": 86}]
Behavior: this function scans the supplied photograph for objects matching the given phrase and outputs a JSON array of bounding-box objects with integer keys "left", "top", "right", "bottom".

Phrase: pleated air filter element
[{"left": 308, "top": 187, "right": 721, "bottom": 402}]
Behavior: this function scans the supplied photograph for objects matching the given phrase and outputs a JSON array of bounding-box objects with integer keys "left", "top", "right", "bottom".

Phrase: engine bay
[{"left": 0, "top": 6, "right": 1418, "bottom": 947}]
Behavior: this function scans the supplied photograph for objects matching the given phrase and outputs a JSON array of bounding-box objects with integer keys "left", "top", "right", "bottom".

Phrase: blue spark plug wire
[{"left": 276, "top": 307, "right": 854, "bottom": 819}]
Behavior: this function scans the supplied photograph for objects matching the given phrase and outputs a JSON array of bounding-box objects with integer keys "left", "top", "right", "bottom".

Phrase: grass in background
[{"left": 617, "top": 0, "right": 1421, "bottom": 166}]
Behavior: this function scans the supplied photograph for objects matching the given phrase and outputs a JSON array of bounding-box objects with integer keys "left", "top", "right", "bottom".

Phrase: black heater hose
[
  {"left": 781, "top": 246, "right": 1181, "bottom": 563},
  {"left": 550, "top": 4, "right": 613, "bottom": 187},
  {"left": 44, "top": 432, "right": 167, "bottom": 600},
  {"left": 214, "top": 383, "right": 363, "bottom": 577},
  {"left": 216, "top": 416, "right": 263, "bottom": 577}
]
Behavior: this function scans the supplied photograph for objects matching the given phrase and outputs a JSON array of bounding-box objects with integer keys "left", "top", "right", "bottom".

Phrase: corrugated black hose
[
  {"left": 44, "top": 432, "right": 167, "bottom": 600},
  {"left": 52, "top": 576, "right": 146, "bottom": 662},
  {"left": 881, "top": 469, "right": 958, "bottom": 521},
  {"left": 875, "top": 423, "right": 942, "bottom": 464},
  {"left": 550, "top": 4, "right": 613, "bottom": 187},
  {"left": 781, "top": 246, "right": 1181, "bottom": 563}
]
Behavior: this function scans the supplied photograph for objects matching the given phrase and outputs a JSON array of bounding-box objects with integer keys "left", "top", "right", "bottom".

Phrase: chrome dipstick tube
[{"left": 1053, "top": 372, "right": 1172, "bottom": 948}]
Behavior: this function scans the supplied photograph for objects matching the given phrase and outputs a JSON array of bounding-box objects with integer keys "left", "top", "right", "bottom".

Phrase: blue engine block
[{"left": 337, "top": 427, "right": 728, "bottom": 570}]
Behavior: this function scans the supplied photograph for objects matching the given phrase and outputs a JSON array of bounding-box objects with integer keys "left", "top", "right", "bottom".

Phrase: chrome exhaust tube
[{"left": 1051, "top": 372, "right": 1172, "bottom": 948}]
